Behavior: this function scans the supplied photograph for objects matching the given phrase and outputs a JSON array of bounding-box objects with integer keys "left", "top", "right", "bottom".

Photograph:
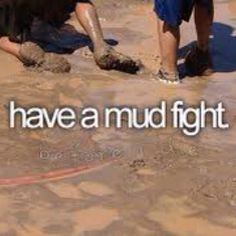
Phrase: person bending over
[{"left": 0, "top": 0, "right": 141, "bottom": 73}]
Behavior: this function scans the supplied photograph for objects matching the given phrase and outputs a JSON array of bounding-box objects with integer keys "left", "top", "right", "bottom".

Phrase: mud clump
[
  {"left": 42, "top": 53, "right": 71, "bottom": 73},
  {"left": 19, "top": 42, "right": 45, "bottom": 66},
  {"left": 129, "top": 159, "right": 146, "bottom": 171},
  {"left": 95, "top": 46, "right": 143, "bottom": 74},
  {"left": 19, "top": 42, "right": 71, "bottom": 73}
]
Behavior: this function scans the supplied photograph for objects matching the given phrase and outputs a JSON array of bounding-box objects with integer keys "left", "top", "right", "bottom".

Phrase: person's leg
[
  {"left": 185, "top": 0, "right": 214, "bottom": 76},
  {"left": 0, "top": 36, "right": 21, "bottom": 59},
  {"left": 157, "top": 18, "right": 180, "bottom": 75},
  {"left": 0, "top": 37, "right": 46, "bottom": 67},
  {"left": 195, "top": 0, "right": 214, "bottom": 51},
  {"left": 75, "top": 0, "right": 106, "bottom": 57},
  {"left": 0, "top": 0, "right": 71, "bottom": 73},
  {"left": 154, "top": 0, "right": 182, "bottom": 83},
  {"left": 75, "top": 0, "right": 141, "bottom": 73}
]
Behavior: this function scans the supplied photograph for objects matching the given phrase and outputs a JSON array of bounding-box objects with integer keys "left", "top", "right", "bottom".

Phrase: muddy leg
[
  {"left": 155, "top": 18, "right": 180, "bottom": 83},
  {"left": 184, "top": 0, "right": 214, "bottom": 76},
  {"left": 0, "top": 36, "right": 44, "bottom": 65},
  {"left": 0, "top": 36, "right": 46, "bottom": 67},
  {"left": 75, "top": 0, "right": 105, "bottom": 55},
  {"left": 75, "top": 1, "right": 142, "bottom": 73},
  {"left": 157, "top": 18, "right": 180, "bottom": 75},
  {"left": 195, "top": 0, "right": 214, "bottom": 51}
]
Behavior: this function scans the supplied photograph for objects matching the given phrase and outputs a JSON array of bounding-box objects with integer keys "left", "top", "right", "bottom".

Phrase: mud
[
  {"left": 41, "top": 53, "right": 71, "bottom": 73},
  {"left": 19, "top": 42, "right": 45, "bottom": 66},
  {"left": 95, "top": 46, "right": 143, "bottom": 74},
  {"left": 229, "top": 0, "right": 236, "bottom": 18},
  {"left": 20, "top": 42, "right": 71, "bottom": 73},
  {"left": 0, "top": 0, "right": 236, "bottom": 235}
]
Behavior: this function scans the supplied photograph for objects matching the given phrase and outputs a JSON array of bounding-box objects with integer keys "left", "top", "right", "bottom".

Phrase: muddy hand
[{"left": 94, "top": 46, "right": 143, "bottom": 74}]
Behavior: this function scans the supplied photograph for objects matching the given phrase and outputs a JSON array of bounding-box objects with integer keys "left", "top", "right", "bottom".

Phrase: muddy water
[{"left": 0, "top": 0, "right": 236, "bottom": 235}]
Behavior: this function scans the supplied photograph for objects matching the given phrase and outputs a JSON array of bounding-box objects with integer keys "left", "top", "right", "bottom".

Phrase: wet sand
[{"left": 0, "top": 0, "right": 236, "bottom": 235}]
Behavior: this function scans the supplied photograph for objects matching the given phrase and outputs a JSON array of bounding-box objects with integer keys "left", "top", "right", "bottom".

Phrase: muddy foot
[
  {"left": 19, "top": 42, "right": 71, "bottom": 73},
  {"left": 94, "top": 46, "right": 143, "bottom": 74}
]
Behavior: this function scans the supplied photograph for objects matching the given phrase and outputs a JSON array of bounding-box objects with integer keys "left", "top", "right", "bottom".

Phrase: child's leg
[
  {"left": 185, "top": 0, "right": 214, "bottom": 76},
  {"left": 154, "top": 0, "right": 183, "bottom": 83},
  {"left": 0, "top": 36, "right": 21, "bottom": 59},
  {"left": 195, "top": 0, "right": 214, "bottom": 51},
  {"left": 75, "top": 0, "right": 141, "bottom": 74},
  {"left": 75, "top": 0, "right": 106, "bottom": 56},
  {"left": 0, "top": 36, "right": 71, "bottom": 73},
  {"left": 157, "top": 18, "right": 180, "bottom": 75},
  {"left": 0, "top": 37, "right": 46, "bottom": 67}
]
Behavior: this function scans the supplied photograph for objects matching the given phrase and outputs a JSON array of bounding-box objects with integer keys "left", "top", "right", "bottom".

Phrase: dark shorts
[
  {"left": 0, "top": 0, "right": 88, "bottom": 41},
  {"left": 154, "top": 0, "right": 213, "bottom": 27}
]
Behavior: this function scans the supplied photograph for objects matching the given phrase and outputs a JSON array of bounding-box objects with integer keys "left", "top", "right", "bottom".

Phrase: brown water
[{"left": 0, "top": 0, "right": 236, "bottom": 235}]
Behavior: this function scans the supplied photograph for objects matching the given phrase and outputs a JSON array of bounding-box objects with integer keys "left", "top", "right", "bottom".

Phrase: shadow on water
[{"left": 178, "top": 22, "right": 236, "bottom": 77}]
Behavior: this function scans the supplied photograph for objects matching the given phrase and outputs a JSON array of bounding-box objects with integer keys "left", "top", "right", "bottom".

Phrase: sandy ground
[{"left": 0, "top": 0, "right": 236, "bottom": 235}]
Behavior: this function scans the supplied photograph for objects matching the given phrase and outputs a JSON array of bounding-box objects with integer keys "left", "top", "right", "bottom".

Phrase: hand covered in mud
[{"left": 94, "top": 46, "right": 143, "bottom": 74}]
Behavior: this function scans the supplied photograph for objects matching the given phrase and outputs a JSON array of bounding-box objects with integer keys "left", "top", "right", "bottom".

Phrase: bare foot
[{"left": 94, "top": 46, "right": 143, "bottom": 74}]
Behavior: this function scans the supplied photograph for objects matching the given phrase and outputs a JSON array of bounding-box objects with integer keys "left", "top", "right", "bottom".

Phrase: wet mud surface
[
  {"left": 20, "top": 42, "right": 71, "bottom": 73},
  {"left": 0, "top": 0, "right": 236, "bottom": 235}
]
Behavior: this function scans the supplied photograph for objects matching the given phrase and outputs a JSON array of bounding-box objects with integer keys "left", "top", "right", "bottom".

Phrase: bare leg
[
  {"left": 75, "top": 1, "right": 107, "bottom": 57},
  {"left": 0, "top": 36, "right": 71, "bottom": 72},
  {"left": 185, "top": 0, "right": 214, "bottom": 76},
  {"left": 156, "top": 17, "right": 180, "bottom": 83},
  {"left": 75, "top": 1, "right": 142, "bottom": 73},
  {"left": 159, "top": 20, "right": 180, "bottom": 74},
  {"left": 0, "top": 37, "right": 21, "bottom": 59},
  {"left": 0, "top": 36, "right": 44, "bottom": 65},
  {"left": 195, "top": 0, "right": 214, "bottom": 51}
]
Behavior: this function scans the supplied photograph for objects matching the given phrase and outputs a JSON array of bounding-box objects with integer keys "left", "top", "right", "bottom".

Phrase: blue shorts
[{"left": 154, "top": 0, "right": 213, "bottom": 27}]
